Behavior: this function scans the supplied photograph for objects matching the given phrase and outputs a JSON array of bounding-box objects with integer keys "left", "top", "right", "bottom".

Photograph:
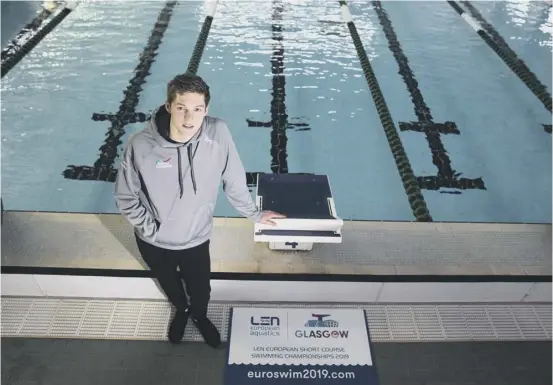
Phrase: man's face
[{"left": 165, "top": 92, "right": 208, "bottom": 138}]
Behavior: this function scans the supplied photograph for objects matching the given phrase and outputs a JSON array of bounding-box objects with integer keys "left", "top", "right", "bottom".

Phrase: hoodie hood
[{"left": 147, "top": 105, "right": 202, "bottom": 196}]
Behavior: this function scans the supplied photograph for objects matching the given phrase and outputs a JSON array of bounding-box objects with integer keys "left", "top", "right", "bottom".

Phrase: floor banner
[{"left": 224, "top": 307, "right": 379, "bottom": 384}]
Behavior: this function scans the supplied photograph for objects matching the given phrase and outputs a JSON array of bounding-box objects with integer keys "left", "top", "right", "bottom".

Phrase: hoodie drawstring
[
  {"left": 188, "top": 144, "right": 197, "bottom": 195},
  {"left": 177, "top": 143, "right": 199, "bottom": 198},
  {"left": 177, "top": 147, "right": 184, "bottom": 198}
]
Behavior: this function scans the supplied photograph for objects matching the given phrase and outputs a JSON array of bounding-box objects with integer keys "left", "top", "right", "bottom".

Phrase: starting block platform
[{"left": 253, "top": 173, "right": 344, "bottom": 251}]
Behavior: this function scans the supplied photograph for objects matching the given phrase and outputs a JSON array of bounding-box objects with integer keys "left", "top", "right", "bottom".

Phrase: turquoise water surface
[{"left": 1, "top": 0, "right": 551, "bottom": 223}]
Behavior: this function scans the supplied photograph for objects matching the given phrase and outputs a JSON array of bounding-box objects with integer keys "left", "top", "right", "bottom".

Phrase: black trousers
[{"left": 135, "top": 235, "right": 211, "bottom": 319}]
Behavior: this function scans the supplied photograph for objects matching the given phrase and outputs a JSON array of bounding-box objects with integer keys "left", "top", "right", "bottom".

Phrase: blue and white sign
[{"left": 224, "top": 307, "right": 379, "bottom": 384}]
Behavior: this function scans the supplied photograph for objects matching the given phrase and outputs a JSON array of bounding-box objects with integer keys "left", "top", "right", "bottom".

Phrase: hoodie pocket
[
  {"left": 188, "top": 203, "right": 215, "bottom": 240},
  {"left": 154, "top": 203, "right": 215, "bottom": 247}
]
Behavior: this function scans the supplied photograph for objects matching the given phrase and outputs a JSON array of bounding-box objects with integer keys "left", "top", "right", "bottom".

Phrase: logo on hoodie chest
[{"left": 155, "top": 158, "right": 172, "bottom": 169}]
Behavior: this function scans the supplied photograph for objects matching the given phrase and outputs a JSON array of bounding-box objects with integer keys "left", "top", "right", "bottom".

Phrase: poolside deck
[
  {"left": 2, "top": 298, "right": 552, "bottom": 385},
  {"left": 2, "top": 210, "right": 550, "bottom": 277}
]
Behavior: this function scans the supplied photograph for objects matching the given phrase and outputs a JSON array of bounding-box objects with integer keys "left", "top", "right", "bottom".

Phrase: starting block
[{"left": 254, "top": 173, "right": 344, "bottom": 251}]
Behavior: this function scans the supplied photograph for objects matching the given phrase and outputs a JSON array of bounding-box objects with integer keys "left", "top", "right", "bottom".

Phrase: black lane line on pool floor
[
  {"left": 65, "top": 4, "right": 268, "bottom": 187},
  {"left": 449, "top": 1, "right": 552, "bottom": 134},
  {"left": 1, "top": 4, "right": 75, "bottom": 78},
  {"left": 372, "top": 1, "right": 486, "bottom": 194},
  {"left": 339, "top": 1, "right": 432, "bottom": 222},
  {"left": 91, "top": 3, "right": 216, "bottom": 129},
  {"left": 63, "top": 2, "right": 177, "bottom": 182},
  {"left": 245, "top": 0, "right": 312, "bottom": 190}
]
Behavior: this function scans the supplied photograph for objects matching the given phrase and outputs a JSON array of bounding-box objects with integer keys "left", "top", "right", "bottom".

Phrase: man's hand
[{"left": 260, "top": 210, "right": 286, "bottom": 225}]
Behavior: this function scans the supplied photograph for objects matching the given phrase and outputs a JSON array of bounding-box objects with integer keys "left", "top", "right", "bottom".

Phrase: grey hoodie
[{"left": 114, "top": 105, "right": 263, "bottom": 250}]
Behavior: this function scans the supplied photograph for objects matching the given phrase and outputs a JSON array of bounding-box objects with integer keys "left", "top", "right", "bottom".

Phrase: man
[{"left": 114, "top": 73, "right": 285, "bottom": 347}]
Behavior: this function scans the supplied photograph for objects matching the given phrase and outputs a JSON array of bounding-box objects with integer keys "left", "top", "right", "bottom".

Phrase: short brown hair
[{"left": 167, "top": 73, "right": 210, "bottom": 106}]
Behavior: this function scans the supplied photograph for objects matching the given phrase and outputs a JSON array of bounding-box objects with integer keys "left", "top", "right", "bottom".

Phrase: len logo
[{"left": 156, "top": 158, "right": 172, "bottom": 168}]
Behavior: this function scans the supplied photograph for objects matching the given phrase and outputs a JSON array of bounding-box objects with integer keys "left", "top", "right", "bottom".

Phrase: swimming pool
[{"left": 1, "top": 0, "right": 551, "bottom": 224}]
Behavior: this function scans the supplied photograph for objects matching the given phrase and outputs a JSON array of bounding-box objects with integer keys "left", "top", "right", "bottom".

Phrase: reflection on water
[
  {"left": 536, "top": 3, "right": 553, "bottom": 47},
  {"left": 503, "top": 0, "right": 552, "bottom": 49},
  {"left": 0, "top": 0, "right": 550, "bottom": 224},
  {"left": 207, "top": 0, "right": 378, "bottom": 79}
]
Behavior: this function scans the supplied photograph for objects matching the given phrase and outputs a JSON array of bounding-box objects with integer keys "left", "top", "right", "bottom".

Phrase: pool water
[{"left": 1, "top": 0, "right": 551, "bottom": 223}]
